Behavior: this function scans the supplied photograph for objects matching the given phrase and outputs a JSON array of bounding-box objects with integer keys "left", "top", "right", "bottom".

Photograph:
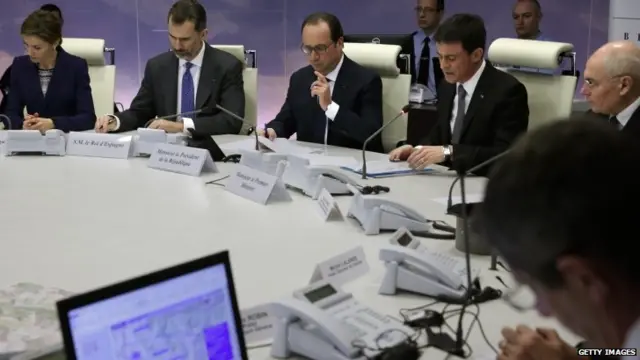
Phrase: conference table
[{"left": 0, "top": 134, "right": 579, "bottom": 359}]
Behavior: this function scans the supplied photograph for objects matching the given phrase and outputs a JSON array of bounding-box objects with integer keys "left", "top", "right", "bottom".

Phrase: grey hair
[{"left": 603, "top": 48, "right": 640, "bottom": 81}]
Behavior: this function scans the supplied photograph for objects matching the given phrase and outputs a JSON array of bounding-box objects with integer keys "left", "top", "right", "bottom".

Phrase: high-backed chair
[
  {"left": 488, "top": 38, "right": 577, "bottom": 130},
  {"left": 211, "top": 45, "right": 258, "bottom": 135},
  {"left": 61, "top": 38, "right": 116, "bottom": 117},
  {"left": 343, "top": 43, "right": 411, "bottom": 152}
]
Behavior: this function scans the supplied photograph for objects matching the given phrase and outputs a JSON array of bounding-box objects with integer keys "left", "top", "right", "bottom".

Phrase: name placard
[
  {"left": 225, "top": 164, "right": 291, "bottom": 205},
  {"left": 309, "top": 246, "right": 369, "bottom": 287},
  {"left": 148, "top": 143, "right": 217, "bottom": 176},
  {"left": 240, "top": 304, "right": 274, "bottom": 346},
  {"left": 66, "top": 132, "right": 131, "bottom": 159},
  {"left": 315, "top": 188, "right": 343, "bottom": 221}
]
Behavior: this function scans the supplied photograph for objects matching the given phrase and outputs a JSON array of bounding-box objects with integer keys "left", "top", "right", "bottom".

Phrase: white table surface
[{"left": 0, "top": 134, "right": 579, "bottom": 359}]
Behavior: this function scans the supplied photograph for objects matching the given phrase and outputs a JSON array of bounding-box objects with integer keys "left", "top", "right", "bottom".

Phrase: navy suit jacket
[
  {"left": 5, "top": 49, "right": 95, "bottom": 132},
  {"left": 266, "top": 56, "right": 384, "bottom": 152}
]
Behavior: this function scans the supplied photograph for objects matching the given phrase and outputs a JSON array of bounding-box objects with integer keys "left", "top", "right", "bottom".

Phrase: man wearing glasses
[
  {"left": 582, "top": 41, "right": 640, "bottom": 138},
  {"left": 481, "top": 118, "right": 639, "bottom": 360},
  {"left": 260, "top": 12, "right": 384, "bottom": 152}
]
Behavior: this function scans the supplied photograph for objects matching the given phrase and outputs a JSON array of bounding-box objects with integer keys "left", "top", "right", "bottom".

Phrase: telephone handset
[
  {"left": 270, "top": 297, "right": 360, "bottom": 358},
  {"left": 362, "top": 198, "right": 427, "bottom": 223},
  {"left": 380, "top": 246, "right": 464, "bottom": 290},
  {"left": 283, "top": 155, "right": 356, "bottom": 198},
  {"left": 307, "top": 166, "right": 360, "bottom": 187}
]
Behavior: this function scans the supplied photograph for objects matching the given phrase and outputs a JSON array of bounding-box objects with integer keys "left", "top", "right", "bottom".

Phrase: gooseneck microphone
[
  {"left": 0, "top": 114, "right": 11, "bottom": 130},
  {"left": 143, "top": 108, "right": 205, "bottom": 128},
  {"left": 361, "top": 104, "right": 411, "bottom": 179},
  {"left": 443, "top": 150, "right": 509, "bottom": 357},
  {"left": 214, "top": 104, "right": 259, "bottom": 151}
]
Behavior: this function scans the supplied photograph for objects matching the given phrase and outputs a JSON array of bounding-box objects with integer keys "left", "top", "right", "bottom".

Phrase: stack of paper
[
  {"left": 341, "top": 160, "right": 434, "bottom": 178},
  {"left": 0, "top": 283, "right": 73, "bottom": 356}
]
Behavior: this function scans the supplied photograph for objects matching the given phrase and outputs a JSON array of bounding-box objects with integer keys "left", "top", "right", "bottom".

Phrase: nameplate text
[
  {"left": 240, "top": 304, "right": 274, "bottom": 345},
  {"left": 315, "top": 188, "right": 343, "bottom": 221},
  {"left": 66, "top": 132, "right": 131, "bottom": 159},
  {"left": 309, "top": 246, "right": 369, "bottom": 287},
  {"left": 148, "top": 143, "right": 217, "bottom": 176}
]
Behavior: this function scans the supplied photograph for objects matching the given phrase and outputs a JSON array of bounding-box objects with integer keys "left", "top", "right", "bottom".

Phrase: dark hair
[
  {"left": 21, "top": 9, "right": 62, "bottom": 45},
  {"left": 434, "top": 13, "right": 486, "bottom": 54},
  {"left": 167, "top": 0, "right": 207, "bottom": 32},
  {"left": 300, "top": 12, "right": 344, "bottom": 43},
  {"left": 480, "top": 116, "right": 640, "bottom": 287},
  {"left": 437, "top": 0, "right": 445, "bottom": 11},
  {"left": 40, "top": 3, "right": 64, "bottom": 25}
]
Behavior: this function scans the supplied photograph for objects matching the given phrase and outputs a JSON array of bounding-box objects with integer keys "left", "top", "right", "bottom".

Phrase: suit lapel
[
  {"left": 623, "top": 106, "right": 640, "bottom": 135},
  {"left": 459, "top": 64, "right": 492, "bottom": 140},
  {"left": 440, "top": 83, "right": 455, "bottom": 142},
  {"left": 164, "top": 55, "right": 179, "bottom": 116},
  {"left": 196, "top": 45, "right": 214, "bottom": 110},
  {"left": 43, "top": 50, "right": 66, "bottom": 107},
  {"left": 331, "top": 57, "right": 352, "bottom": 109},
  {"left": 24, "top": 61, "right": 44, "bottom": 108}
]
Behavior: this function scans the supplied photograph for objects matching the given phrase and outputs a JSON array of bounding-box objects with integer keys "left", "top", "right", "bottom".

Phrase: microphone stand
[
  {"left": 361, "top": 105, "right": 411, "bottom": 179},
  {"left": 215, "top": 104, "right": 259, "bottom": 151}
]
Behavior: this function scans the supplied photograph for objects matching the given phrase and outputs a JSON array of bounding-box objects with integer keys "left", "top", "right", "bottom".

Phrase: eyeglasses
[
  {"left": 502, "top": 283, "right": 536, "bottom": 312},
  {"left": 300, "top": 43, "right": 334, "bottom": 55}
]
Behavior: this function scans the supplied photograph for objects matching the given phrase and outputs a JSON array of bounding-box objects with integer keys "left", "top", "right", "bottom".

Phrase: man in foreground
[{"left": 481, "top": 117, "right": 640, "bottom": 360}]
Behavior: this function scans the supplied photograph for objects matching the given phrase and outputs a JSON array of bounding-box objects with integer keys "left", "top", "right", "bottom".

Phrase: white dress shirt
[
  {"left": 323, "top": 54, "right": 345, "bottom": 121},
  {"left": 450, "top": 60, "right": 486, "bottom": 133},
  {"left": 109, "top": 41, "right": 206, "bottom": 133},
  {"left": 615, "top": 95, "right": 640, "bottom": 129}
]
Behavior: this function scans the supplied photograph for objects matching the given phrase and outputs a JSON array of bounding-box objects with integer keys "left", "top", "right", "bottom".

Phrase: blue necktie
[{"left": 181, "top": 62, "right": 195, "bottom": 115}]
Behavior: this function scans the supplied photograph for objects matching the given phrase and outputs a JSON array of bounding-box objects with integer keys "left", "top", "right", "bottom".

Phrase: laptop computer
[{"left": 55, "top": 250, "right": 247, "bottom": 360}]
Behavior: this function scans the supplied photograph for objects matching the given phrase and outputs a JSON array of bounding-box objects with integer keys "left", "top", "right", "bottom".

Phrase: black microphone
[
  {"left": 361, "top": 104, "right": 411, "bottom": 179},
  {"left": 142, "top": 108, "right": 205, "bottom": 128},
  {"left": 0, "top": 114, "right": 11, "bottom": 130},
  {"left": 214, "top": 104, "right": 259, "bottom": 151},
  {"left": 443, "top": 150, "right": 509, "bottom": 357}
]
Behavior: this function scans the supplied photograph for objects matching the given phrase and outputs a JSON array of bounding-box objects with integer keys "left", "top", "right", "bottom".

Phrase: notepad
[{"left": 341, "top": 160, "right": 434, "bottom": 178}]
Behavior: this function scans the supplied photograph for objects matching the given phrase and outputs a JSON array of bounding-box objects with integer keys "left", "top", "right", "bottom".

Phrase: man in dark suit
[
  {"left": 582, "top": 40, "right": 640, "bottom": 139},
  {"left": 399, "top": 0, "right": 445, "bottom": 95},
  {"left": 94, "top": 0, "right": 244, "bottom": 135},
  {"left": 260, "top": 12, "right": 383, "bottom": 152},
  {"left": 389, "top": 13, "right": 529, "bottom": 173}
]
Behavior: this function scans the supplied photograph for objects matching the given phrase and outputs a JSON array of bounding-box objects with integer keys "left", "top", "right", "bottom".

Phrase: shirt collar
[
  {"left": 458, "top": 60, "right": 486, "bottom": 97},
  {"left": 615, "top": 96, "right": 640, "bottom": 128},
  {"left": 325, "top": 54, "right": 345, "bottom": 82},
  {"left": 178, "top": 41, "right": 206, "bottom": 68},
  {"left": 414, "top": 30, "right": 434, "bottom": 43}
]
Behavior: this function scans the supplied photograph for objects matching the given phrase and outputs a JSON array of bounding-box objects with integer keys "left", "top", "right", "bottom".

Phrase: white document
[
  {"left": 240, "top": 304, "right": 274, "bottom": 346},
  {"left": 343, "top": 160, "right": 433, "bottom": 177},
  {"left": 297, "top": 154, "right": 358, "bottom": 168},
  {"left": 432, "top": 194, "right": 484, "bottom": 206},
  {"left": 148, "top": 143, "right": 217, "bottom": 176},
  {"left": 309, "top": 246, "right": 369, "bottom": 287},
  {"left": 220, "top": 138, "right": 260, "bottom": 153},
  {"left": 66, "top": 132, "right": 131, "bottom": 159},
  {"left": 258, "top": 137, "right": 314, "bottom": 155}
]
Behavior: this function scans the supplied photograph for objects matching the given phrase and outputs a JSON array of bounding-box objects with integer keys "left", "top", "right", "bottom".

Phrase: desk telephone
[
  {"left": 347, "top": 191, "right": 454, "bottom": 238},
  {"left": 283, "top": 155, "right": 359, "bottom": 199},
  {"left": 238, "top": 150, "right": 289, "bottom": 175},
  {"left": 379, "top": 228, "right": 480, "bottom": 301},
  {"left": 132, "top": 128, "right": 186, "bottom": 157},
  {"left": 270, "top": 280, "right": 416, "bottom": 360},
  {"left": 4, "top": 129, "right": 66, "bottom": 156}
]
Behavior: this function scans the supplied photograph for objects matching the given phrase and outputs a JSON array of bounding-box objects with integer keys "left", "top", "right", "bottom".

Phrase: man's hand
[
  {"left": 95, "top": 115, "right": 116, "bottom": 133},
  {"left": 24, "top": 116, "right": 54, "bottom": 132},
  {"left": 311, "top": 71, "right": 332, "bottom": 111},
  {"left": 406, "top": 145, "right": 445, "bottom": 169},
  {"left": 148, "top": 119, "right": 183, "bottom": 133},
  {"left": 389, "top": 145, "right": 414, "bottom": 161},
  {"left": 257, "top": 127, "right": 277, "bottom": 140},
  {"left": 498, "top": 326, "right": 579, "bottom": 360}
]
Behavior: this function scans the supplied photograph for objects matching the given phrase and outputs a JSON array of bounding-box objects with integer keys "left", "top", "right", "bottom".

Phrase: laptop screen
[{"left": 57, "top": 253, "right": 246, "bottom": 360}]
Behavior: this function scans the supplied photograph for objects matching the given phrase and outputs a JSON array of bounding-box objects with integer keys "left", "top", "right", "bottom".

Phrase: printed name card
[
  {"left": 309, "top": 246, "right": 369, "bottom": 287},
  {"left": 315, "top": 188, "right": 343, "bottom": 221},
  {"left": 226, "top": 164, "right": 291, "bottom": 205},
  {"left": 240, "top": 304, "right": 274, "bottom": 345},
  {"left": 66, "top": 132, "right": 131, "bottom": 159},
  {"left": 148, "top": 143, "right": 217, "bottom": 176}
]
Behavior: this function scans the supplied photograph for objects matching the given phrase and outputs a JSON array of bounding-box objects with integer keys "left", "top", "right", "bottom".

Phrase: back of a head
[
  {"left": 481, "top": 116, "right": 640, "bottom": 286},
  {"left": 300, "top": 12, "right": 344, "bottom": 43},
  {"left": 434, "top": 13, "right": 486, "bottom": 54},
  {"left": 601, "top": 41, "right": 640, "bottom": 84},
  {"left": 40, "top": 3, "right": 63, "bottom": 25},
  {"left": 21, "top": 9, "right": 62, "bottom": 46},
  {"left": 168, "top": 0, "right": 207, "bottom": 32}
]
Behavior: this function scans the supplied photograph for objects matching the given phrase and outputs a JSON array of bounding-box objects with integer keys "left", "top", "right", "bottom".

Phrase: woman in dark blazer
[{"left": 5, "top": 9, "right": 95, "bottom": 132}]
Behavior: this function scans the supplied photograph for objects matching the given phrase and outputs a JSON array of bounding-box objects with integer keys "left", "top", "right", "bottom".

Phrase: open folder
[{"left": 341, "top": 160, "right": 434, "bottom": 178}]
